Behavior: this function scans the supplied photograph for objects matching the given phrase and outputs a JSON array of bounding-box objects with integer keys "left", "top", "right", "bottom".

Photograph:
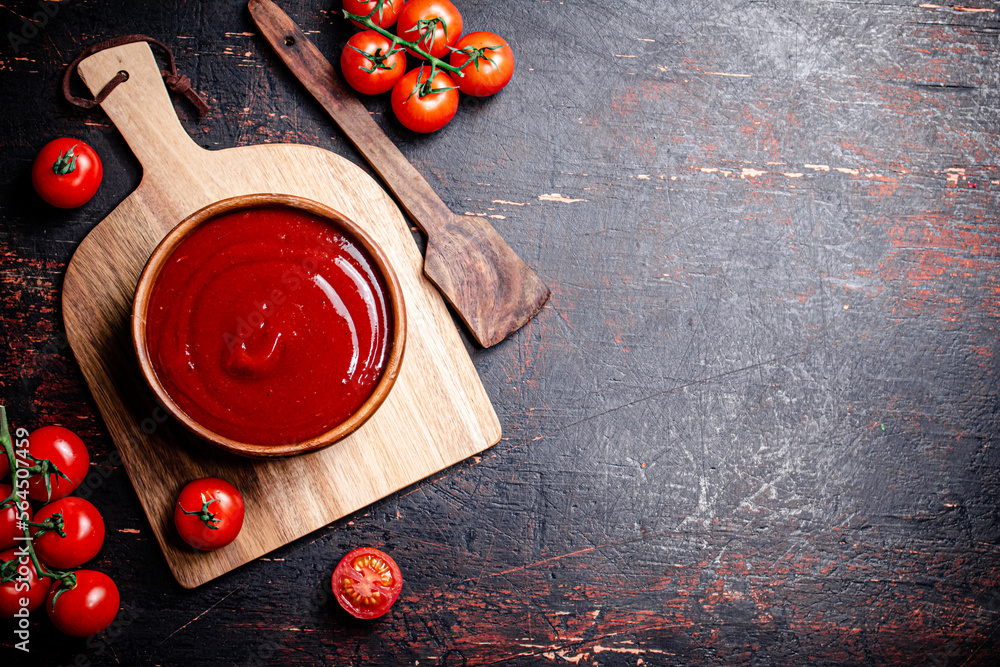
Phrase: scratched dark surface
[{"left": 1, "top": 0, "right": 999, "bottom": 664}]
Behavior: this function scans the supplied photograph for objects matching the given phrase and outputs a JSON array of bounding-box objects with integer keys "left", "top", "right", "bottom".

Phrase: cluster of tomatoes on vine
[
  {"left": 340, "top": 0, "right": 515, "bottom": 132},
  {"left": 0, "top": 415, "right": 250, "bottom": 640},
  {"left": 0, "top": 425, "right": 119, "bottom": 637}
]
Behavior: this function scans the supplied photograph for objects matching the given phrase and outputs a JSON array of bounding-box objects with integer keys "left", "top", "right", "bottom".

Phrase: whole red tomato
[
  {"left": 46, "top": 570, "right": 119, "bottom": 637},
  {"left": 331, "top": 547, "right": 403, "bottom": 619},
  {"left": 396, "top": 0, "right": 463, "bottom": 60},
  {"left": 341, "top": 30, "right": 407, "bottom": 95},
  {"left": 449, "top": 31, "right": 515, "bottom": 97},
  {"left": 344, "top": 0, "right": 402, "bottom": 29},
  {"left": 31, "top": 138, "right": 103, "bottom": 209},
  {"left": 32, "top": 497, "right": 105, "bottom": 569},
  {"left": 0, "top": 484, "right": 31, "bottom": 551},
  {"left": 0, "top": 547, "right": 51, "bottom": 617},
  {"left": 391, "top": 66, "right": 459, "bottom": 133},
  {"left": 174, "top": 477, "right": 245, "bottom": 551},
  {"left": 25, "top": 426, "right": 89, "bottom": 502}
]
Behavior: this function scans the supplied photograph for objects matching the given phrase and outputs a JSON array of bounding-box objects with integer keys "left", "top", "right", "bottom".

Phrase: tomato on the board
[
  {"left": 344, "top": 0, "right": 402, "bottom": 30},
  {"left": 31, "top": 138, "right": 103, "bottom": 209},
  {"left": 46, "top": 570, "right": 119, "bottom": 637},
  {"left": 0, "top": 484, "right": 30, "bottom": 551},
  {"left": 0, "top": 548, "right": 51, "bottom": 617},
  {"left": 32, "top": 497, "right": 106, "bottom": 569},
  {"left": 449, "top": 31, "right": 515, "bottom": 97},
  {"left": 391, "top": 66, "right": 459, "bottom": 133},
  {"left": 331, "top": 547, "right": 403, "bottom": 619},
  {"left": 395, "top": 0, "right": 463, "bottom": 59},
  {"left": 174, "top": 477, "right": 245, "bottom": 551},
  {"left": 341, "top": 30, "right": 407, "bottom": 95},
  {"left": 25, "top": 426, "right": 90, "bottom": 502}
]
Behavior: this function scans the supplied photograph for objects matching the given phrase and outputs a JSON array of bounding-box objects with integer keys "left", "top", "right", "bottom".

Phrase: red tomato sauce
[{"left": 145, "top": 206, "right": 392, "bottom": 446}]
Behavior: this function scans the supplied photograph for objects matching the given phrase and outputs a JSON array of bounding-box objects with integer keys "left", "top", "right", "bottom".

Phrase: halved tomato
[{"left": 331, "top": 547, "right": 402, "bottom": 619}]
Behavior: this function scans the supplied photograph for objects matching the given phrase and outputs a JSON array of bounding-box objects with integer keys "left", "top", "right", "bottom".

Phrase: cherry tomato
[
  {"left": 31, "top": 138, "right": 103, "bottom": 209},
  {"left": 0, "top": 547, "right": 51, "bottom": 617},
  {"left": 0, "top": 484, "right": 31, "bottom": 551},
  {"left": 341, "top": 31, "right": 407, "bottom": 96},
  {"left": 25, "top": 426, "right": 89, "bottom": 502},
  {"left": 174, "top": 477, "right": 245, "bottom": 551},
  {"left": 344, "top": 0, "right": 402, "bottom": 30},
  {"left": 331, "top": 547, "right": 403, "bottom": 619},
  {"left": 449, "top": 31, "right": 515, "bottom": 97},
  {"left": 396, "top": 0, "right": 463, "bottom": 60},
  {"left": 46, "top": 570, "right": 119, "bottom": 637},
  {"left": 32, "top": 497, "right": 105, "bottom": 569},
  {"left": 391, "top": 66, "right": 459, "bottom": 133}
]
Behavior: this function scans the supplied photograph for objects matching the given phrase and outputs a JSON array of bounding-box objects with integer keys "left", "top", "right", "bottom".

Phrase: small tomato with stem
[
  {"left": 341, "top": 30, "right": 407, "bottom": 95},
  {"left": 391, "top": 65, "right": 459, "bottom": 133},
  {"left": 344, "top": 0, "right": 402, "bottom": 30},
  {"left": 449, "top": 31, "right": 515, "bottom": 97},
  {"left": 0, "top": 484, "right": 30, "bottom": 551},
  {"left": 32, "top": 496, "right": 106, "bottom": 569},
  {"left": 31, "top": 138, "right": 103, "bottom": 209},
  {"left": 174, "top": 477, "right": 245, "bottom": 551},
  {"left": 396, "top": 0, "right": 463, "bottom": 60},
  {"left": 46, "top": 570, "right": 119, "bottom": 637},
  {"left": 25, "top": 426, "right": 90, "bottom": 502},
  {"left": 0, "top": 547, "right": 51, "bottom": 617}
]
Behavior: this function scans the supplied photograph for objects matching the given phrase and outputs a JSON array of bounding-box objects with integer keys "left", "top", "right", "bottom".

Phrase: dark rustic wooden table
[{"left": 2, "top": 0, "right": 998, "bottom": 665}]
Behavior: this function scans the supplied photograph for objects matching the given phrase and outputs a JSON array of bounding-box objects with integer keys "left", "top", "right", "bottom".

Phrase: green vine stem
[
  {"left": 343, "top": 2, "right": 469, "bottom": 79},
  {"left": 0, "top": 406, "right": 77, "bottom": 598}
]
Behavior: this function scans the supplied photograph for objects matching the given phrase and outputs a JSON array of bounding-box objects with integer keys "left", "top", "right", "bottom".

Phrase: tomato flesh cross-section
[{"left": 332, "top": 547, "right": 403, "bottom": 619}]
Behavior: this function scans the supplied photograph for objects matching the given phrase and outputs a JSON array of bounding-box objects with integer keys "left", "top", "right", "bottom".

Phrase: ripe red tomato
[
  {"left": 31, "top": 138, "right": 103, "bottom": 209},
  {"left": 344, "top": 0, "right": 402, "bottom": 29},
  {"left": 32, "top": 497, "right": 105, "bottom": 569},
  {"left": 0, "top": 547, "right": 51, "bottom": 617},
  {"left": 331, "top": 547, "right": 403, "bottom": 619},
  {"left": 449, "top": 31, "right": 515, "bottom": 97},
  {"left": 46, "top": 570, "right": 119, "bottom": 637},
  {"left": 341, "top": 30, "right": 407, "bottom": 95},
  {"left": 25, "top": 426, "right": 89, "bottom": 502},
  {"left": 0, "top": 484, "right": 31, "bottom": 551},
  {"left": 391, "top": 66, "right": 459, "bottom": 133},
  {"left": 396, "top": 0, "right": 463, "bottom": 60},
  {"left": 174, "top": 477, "right": 245, "bottom": 551}
]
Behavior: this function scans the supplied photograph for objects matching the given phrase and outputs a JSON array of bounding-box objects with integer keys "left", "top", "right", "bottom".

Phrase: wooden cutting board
[{"left": 62, "top": 42, "right": 501, "bottom": 588}]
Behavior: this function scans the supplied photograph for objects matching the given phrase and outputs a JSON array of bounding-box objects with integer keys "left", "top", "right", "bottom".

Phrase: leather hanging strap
[{"left": 62, "top": 34, "right": 210, "bottom": 114}]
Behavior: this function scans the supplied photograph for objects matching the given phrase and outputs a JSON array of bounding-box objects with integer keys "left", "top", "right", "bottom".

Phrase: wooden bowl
[{"left": 132, "top": 194, "right": 406, "bottom": 458}]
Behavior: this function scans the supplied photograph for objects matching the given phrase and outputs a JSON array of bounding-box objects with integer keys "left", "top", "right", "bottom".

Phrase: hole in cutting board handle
[
  {"left": 284, "top": 35, "right": 295, "bottom": 46},
  {"left": 118, "top": 70, "right": 129, "bottom": 81}
]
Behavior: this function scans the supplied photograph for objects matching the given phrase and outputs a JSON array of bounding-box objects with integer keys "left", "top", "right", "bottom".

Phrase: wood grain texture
[
  {"left": 0, "top": 0, "right": 997, "bottom": 664},
  {"left": 62, "top": 41, "right": 499, "bottom": 588},
  {"left": 250, "top": 0, "right": 550, "bottom": 347}
]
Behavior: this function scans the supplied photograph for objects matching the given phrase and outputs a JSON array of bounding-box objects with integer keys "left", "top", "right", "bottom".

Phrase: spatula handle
[{"left": 248, "top": 0, "right": 454, "bottom": 233}]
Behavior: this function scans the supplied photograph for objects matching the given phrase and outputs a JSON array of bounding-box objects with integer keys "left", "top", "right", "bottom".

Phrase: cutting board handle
[{"left": 77, "top": 42, "right": 202, "bottom": 174}]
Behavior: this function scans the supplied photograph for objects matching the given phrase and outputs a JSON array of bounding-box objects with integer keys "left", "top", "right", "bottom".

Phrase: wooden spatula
[{"left": 249, "top": 0, "right": 549, "bottom": 347}]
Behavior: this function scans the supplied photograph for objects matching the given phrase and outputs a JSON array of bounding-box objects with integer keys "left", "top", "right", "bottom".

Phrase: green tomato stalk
[
  {"left": 343, "top": 1, "right": 471, "bottom": 85},
  {"left": 0, "top": 406, "right": 78, "bottom": 601},
  {"left": 51, "top": 145, "right": 79, "bottom": 175},
  {"left": 178, "top": 495, "right": 221, "bottom": 530}
]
